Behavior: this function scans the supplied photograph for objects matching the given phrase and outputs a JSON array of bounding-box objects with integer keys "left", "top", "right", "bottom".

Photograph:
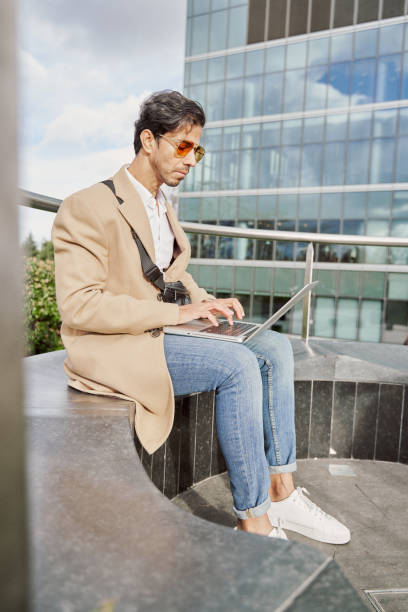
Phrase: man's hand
[{"left": 178, "top": 297, "right": 245, "bottom": 327}]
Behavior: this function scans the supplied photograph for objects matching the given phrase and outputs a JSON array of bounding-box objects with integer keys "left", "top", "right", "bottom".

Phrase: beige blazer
[{"left": 52, "top": 164, "right": 214, "bottom": 454}]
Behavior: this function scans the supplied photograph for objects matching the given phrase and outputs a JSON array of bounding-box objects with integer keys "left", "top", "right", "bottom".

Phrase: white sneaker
[
  {"left": 267, "top": 487, "right": 351, "bottom": 544},
  {"left": 234, "top": 522, "right": 288, "bottom": 540}
]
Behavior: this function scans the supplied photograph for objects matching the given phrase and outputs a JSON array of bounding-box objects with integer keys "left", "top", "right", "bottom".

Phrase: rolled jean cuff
[
  {"left": 232, "top": 494, "right": 271, "bottom": 520},
  {"left": 269, "top": 461, "right": 297, "bottom": 474}
]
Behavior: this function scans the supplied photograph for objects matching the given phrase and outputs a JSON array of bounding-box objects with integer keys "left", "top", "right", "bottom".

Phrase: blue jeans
[{"left": 164, "top": 330, "right": 296, "bottom": 520}]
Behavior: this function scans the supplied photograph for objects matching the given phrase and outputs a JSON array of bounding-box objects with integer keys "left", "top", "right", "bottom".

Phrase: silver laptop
[{"left": 164, "top": 281, "right": 318, "bottom": 343}]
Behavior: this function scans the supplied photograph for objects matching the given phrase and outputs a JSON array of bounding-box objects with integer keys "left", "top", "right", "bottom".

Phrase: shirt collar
[{"left": 125, "top": 166, "right": 167, "bottom": 213}]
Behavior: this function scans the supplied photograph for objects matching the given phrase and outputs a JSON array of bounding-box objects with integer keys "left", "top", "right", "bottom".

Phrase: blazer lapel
[
  {"left": 163, "top": 200, "right": 190, "bottom": 282},
  {"left": 112, "top": 164, "right": 156, "bottom": 263}
]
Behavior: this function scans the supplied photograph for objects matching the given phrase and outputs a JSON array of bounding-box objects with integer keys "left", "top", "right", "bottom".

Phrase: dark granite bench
[{"left": 24, "top": 349, "right": 368, "bottom": 611}]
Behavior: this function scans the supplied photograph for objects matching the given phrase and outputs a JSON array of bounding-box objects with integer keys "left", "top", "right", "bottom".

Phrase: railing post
[{"left": 301, "top": 243, "right": 314, "bottom": 344}]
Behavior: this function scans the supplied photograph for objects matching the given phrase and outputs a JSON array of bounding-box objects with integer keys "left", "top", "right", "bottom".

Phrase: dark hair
[{"left": 133, "top": 90, "right": 206, "bottom": 155}]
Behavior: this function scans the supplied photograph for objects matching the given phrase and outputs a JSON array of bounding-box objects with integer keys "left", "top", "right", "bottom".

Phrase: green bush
[{"left": 23, "top": 235, "right": 64, "bottom": 356}]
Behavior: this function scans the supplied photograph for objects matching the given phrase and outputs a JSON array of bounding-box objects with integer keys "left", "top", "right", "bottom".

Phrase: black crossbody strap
[{"left": 101, "top": 179, "right": 165, "bottom": 291}]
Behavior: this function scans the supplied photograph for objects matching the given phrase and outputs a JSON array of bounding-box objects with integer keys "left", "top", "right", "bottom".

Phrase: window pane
[
  {"left": 247, "top": 0, "right": 267, "bottom": 44},
  {"left": 201, "top": 197, "right": 218, "bottom": 223},
  {"left": 253, "top": 295, "right": 271, "bottom": 322},
  {"left": 274, "top": 269, "right": 294, "bottom": 296},
  {"left": 226, "top": 53, "right": 245, "bottom": 79},
  {"left": 316, "top": 270, "right": 337, "bottom": 295},
  {"left": 184, "top": 198, "right": 201, "bottom": 221},
  {"left": 243, "top": 75, "right": 263, "bottom": 117},
  {"left": 349, "top": 111, "right": 372, "bottom": 139},
  {"left": 224, "top": 79, "right": 244, "bottom": 118},
  {"left": 346, "top": 140, "right": 370, "bottom": 184},
  {"left": 261, "top": 122, "right": 281, "bottom": 147},
  {"left": 365, "top": 220, "right": 389, "bottom": 264},
  {"left": 331, "top": 33, "right": 353, "bottom": 62},
  {"left": 370, "top": 139, "right": 395, "bottom": 183},
  {"left": 257, "top": 194, "right": 277, "bottom": 220},
  {"left": 395, "top": 136, "right": 408, "bottom": 182},
  {"left": 265, "top": 45, "right": 285, "bottom": 72},
  {"left": 388, "top": 273, "right": 408, "bottom": 299},
  {"left": 308, "top": 37, "right": 329, "bottom": 66},
  {"left": 339, "top": 271, "right": 360, "bottom": 297},
  {"left": 193, "top": 0, "right": 210, "bottom": 15},
  {"left": 283, "top": 69, "right": 306, "bottom": 112},
  {"left": 239, "top": 149, "right": 260, "bottom": 188},
  {"left": 204, "top": 127, "right": 223, "bottom": 151},
  {"left": 367, "top": 191, "right": 392, "bottom": 219},
  {"left": 379, "top": 23, "right": 404, "bottom": 56},
  {"left": 360, "top": 301, "right": 382, "bottom": 343},
  {"left": 311, "top": 0, "right": 330, "bottom": 32},
  {"left": 358, "top": 0, "right": 378, "bottom": 23},
  {"left": 242, "top": 123, "right": 260, "bottom": 148},
  {"left": 323, "top": 141, "right": 345, "bottom": 185},
  {"left": 223, "top": 125, "right": 241, "bottom": 150},
  {"left": 314, "top": 297, "right": 335, "bottom": 337},
  {"left": 289, "top": 0, "right": 308, "bottom": 36},
  {"left": 235, "top": 266, "right": 252, "bottom": 292},
  {"left": 373, "top": 108, "right": 397, "bottom": 138},
  {"left": 216, "top": 265, "right": 233, "bottom": 289},
  {"left": 336, "top": 299, "right": 358, "bottom": 340},
  {"left": 209, "top": 9, "right": 228, "bottom": 51},
  {"left": 361, "top": 272, "right": 385, "bottom": 298},
  {"left": 325, "top": 113, "right": 348, "bottom": 141},
  {"left": 351, "top": 58, "right": 376, "bottom": 104},
  {"left": 287, "top": 41, "right": 307, "bottom": 69},
  {"left": 268, "top": 0, "right": 287, "bottom": 40},
  {"left": 191, "top": 14, "right": 209, "bottom": 55},
  {"left": 278, "top": 194, "right": 298, "bottom": 219},
  {"left": 333, "top": 0, "right": 355, "bottom": 28},
  {"left": 221, "top": 150, "right": 239, "bottom": 189},
  {"left": 259, "top": 147, "right": 280, "bottom": 187},
  {"left": 212, "top": 0, "right": 228, "bottom": 8},
  {"left": 401, "top": 52, "right": 408, "bottom": 99},
  {"left": 376, "top": 55, "right": 402, "bottom": 102},
  {"left": 392, "top": 191, "right": 408, "bottom": 218},
  {"left": 399, "top": 108, "right": 408, "bottom": 135},
  {"left": 327, "top": 62, "right": 351, "bottom": 108},
  {"left": 281, "top": 119, "right": 302, "bottom": 144},
  {"left": 184, "top": 61, "right": 191, "bottom": 87},
  {"left": 206, "top": 82, "right": 224, "bottom": 121},
  {"left": 208, "top": 56, "right": 225, "bottom": 81},
  {"left": 263, "top": 72, "right": 284, "bottom": 114},
  {"left": 245, "top": 49, "right": 265, "bottom": 75},
  {"left": 354, "top": 28, "right": 378, "bottom": 59},
  {"left": 384, "top": 300, "right": 408, "bottom": 343},
  {"left": 320, "top": 192, "right": 342, "bottom": 218},
  {"left": 305, "top": 66, "right": 328, "bottom": 110},
  {"left": 254, "top": 268, "right": 272, "bottom": 293},
  {"left": 202, "top": 151, "right": 221, "bottom": 190},
  {"left": 303, "top": 116, "right": 324, "bottom": 142},
  {"left": 228, "top": 5, "right": 248, "bottom": 48},
  {"left": 300, "top": 143, "right": 322, "bottom": 186},
  {"left": 382, "top": 0, "right": 405, "bottom": 19},
  {"left": 390, "top": 220, "right": 408, "bottom": 264},
  {"left": 298, "top": 193, "right": 319, "bottom": 218},
  {"left": 279, "top": 147, "right": 300, "bottom": 186}
]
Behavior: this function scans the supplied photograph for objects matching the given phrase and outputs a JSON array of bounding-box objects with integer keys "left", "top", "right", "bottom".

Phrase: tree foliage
[{"left": 22, "top": 237, "right": 64, "bottom": 356}]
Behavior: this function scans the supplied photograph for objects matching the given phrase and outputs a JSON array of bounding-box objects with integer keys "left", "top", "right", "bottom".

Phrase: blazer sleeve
[{"left": 52, "top": 193, "right": 180, "bottom": 335}]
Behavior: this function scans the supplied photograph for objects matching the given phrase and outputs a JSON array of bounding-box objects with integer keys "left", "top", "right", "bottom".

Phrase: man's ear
[{"left": 140, "top": 129, "right": 155, "bottom": 155}]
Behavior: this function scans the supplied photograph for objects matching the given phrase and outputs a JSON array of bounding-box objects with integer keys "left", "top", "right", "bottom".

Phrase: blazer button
[
  {"left": 151, "top": 328, "right": 161, "bottom": 338},
  {"left": 157, "top": 293, "right": 163, "bottom": 301}
]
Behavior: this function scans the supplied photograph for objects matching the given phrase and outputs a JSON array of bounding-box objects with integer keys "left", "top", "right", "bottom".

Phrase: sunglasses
[{"left": 160, "top": 135, "right": 205, "bottom": 163}]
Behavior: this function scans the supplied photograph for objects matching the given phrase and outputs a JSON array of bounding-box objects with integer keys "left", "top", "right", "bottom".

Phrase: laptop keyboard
[{"left": 201, "top": 320, "right": 258, "bottom": 336}]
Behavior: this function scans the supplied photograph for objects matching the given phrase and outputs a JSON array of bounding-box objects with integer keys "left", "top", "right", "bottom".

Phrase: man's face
[{"left": 151, "top": 123, "right": 203, "bottom": 187}]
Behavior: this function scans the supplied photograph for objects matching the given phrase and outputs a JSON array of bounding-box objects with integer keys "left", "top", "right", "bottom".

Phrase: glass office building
[{"left": 181, "top": 0, "right": 408, "bottom": 343}]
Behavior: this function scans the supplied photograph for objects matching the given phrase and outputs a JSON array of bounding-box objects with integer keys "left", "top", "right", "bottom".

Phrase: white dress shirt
[{"left": 126, "top": 168, "right": 175, "bottom": 272}]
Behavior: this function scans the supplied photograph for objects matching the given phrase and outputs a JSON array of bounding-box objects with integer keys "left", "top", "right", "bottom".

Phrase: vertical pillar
[{"left": 0, "top": 0, "right": 27, "bottom": 609}]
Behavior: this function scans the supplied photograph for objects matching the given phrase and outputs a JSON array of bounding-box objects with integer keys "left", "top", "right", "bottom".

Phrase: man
[{"left": 52, "top": 90, "right": 350, "bottom": 543}]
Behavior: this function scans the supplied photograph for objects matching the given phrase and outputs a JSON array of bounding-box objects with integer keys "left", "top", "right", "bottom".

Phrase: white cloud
[{"left": 42, "top": 92, "right": 150, "bottom": 149}]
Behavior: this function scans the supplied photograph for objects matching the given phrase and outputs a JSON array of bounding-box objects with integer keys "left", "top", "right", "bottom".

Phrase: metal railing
[{"left": 21, "top": 189, "right": 408, "bottom": 344}]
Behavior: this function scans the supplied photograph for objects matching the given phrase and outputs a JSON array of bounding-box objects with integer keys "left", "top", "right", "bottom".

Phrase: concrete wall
[{"left": 0, "top": 0, "right": 27, "bottom": 608}]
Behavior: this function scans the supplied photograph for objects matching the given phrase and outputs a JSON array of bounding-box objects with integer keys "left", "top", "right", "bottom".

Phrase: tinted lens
[
  {"left": 195, "top": 145, "right": 205, "bottom": 162},
  {"left": 176, "top": 140, "right": 194, "bottom": 157}
]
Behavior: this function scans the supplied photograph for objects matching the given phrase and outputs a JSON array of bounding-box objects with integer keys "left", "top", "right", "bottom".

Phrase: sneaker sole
[{"left": 269, "top": 517, "right": 351, "bottom": 544}]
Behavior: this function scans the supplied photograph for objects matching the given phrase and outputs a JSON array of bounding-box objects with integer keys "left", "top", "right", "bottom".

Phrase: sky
[{"left": 18, "top": 0, "right": 187, "bottom": 246}]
